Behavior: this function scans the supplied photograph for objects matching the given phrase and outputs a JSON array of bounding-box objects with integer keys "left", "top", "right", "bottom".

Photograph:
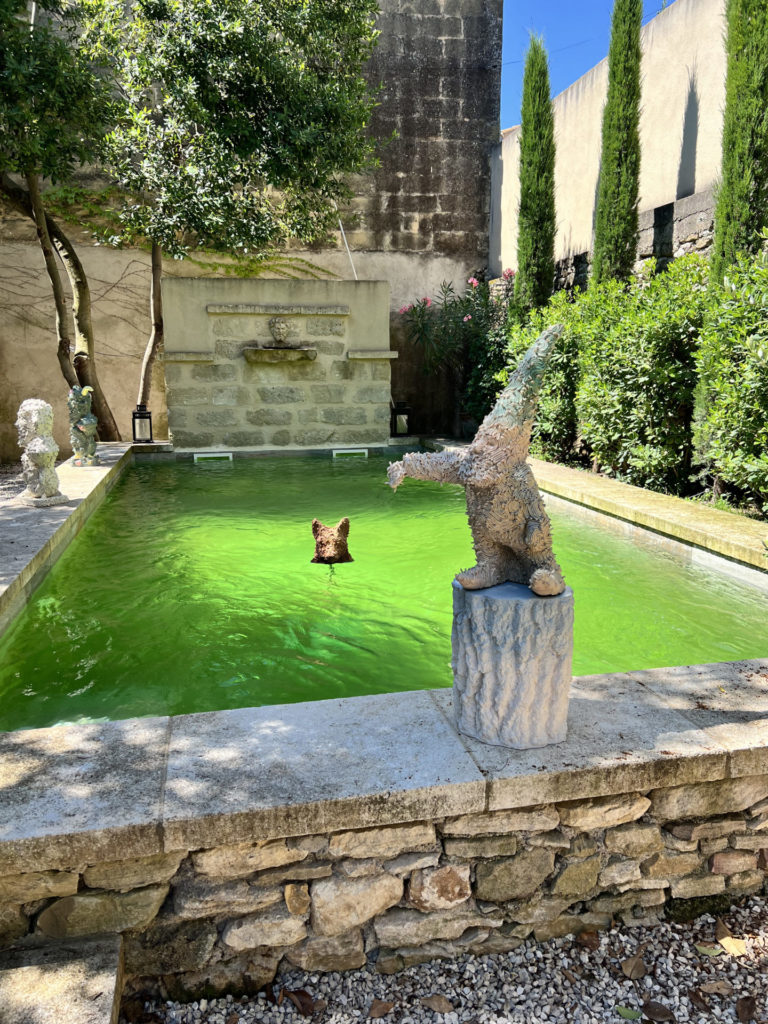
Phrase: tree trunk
[
  {"left": 24, "top": 172, "right": 78, "bottom": 388},
  {"left": 52, "top": 233, "right": 121, "bottom": 441},
  {"left": 137, "top": 242, "right": 164, "bottom": 407},
  {"left": 0, "top": 173, "right": 121, "bottom": 440}
]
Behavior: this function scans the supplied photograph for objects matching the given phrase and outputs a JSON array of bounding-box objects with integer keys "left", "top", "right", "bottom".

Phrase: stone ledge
[
  {"left": 206, "top": 304, "right": 350, "bottom": 317},
  {"left": 0, "top": 444, "right": 135, "bottom": 640},
  {"left": 242, "top": 346, "right": 317, "bottom": 364},
  {"left": 347, "top": 350, "right": 399, "bottom": 360},
  {"left": 1, "top": 659, "right": 767, "bottom": 875},
  {"left": 529, "top": 457, "right": 768, "bottom": 575},
  {"left": 163, "top": 351, "right": 215, "bottom": 363}
]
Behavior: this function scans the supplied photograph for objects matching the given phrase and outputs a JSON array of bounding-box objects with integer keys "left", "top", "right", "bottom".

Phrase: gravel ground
[
  {"left": 135, "top": 897, "right": 768, "bottom": 1024},
  {"left": 0, "top": 462, "right": 23, "bottom": 502}
]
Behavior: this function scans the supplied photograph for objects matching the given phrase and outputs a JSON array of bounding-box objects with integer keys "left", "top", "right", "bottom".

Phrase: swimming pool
[{"left": 0, "top": 453, "right": 765, "bottom": 731}]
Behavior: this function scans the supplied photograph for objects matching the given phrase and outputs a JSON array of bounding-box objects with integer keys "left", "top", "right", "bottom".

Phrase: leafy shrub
[
  {"left": 400, "top": 271, "right": 522, "bottom": 427},
  {"left": 694, "top": 247, "right": 768, "bottom": 512},
  {"left": 500, "top": 256, "right": 710, "bottom": 491},
  {"left": 575, "top": 256, "right": 709, "bottom": 491}
]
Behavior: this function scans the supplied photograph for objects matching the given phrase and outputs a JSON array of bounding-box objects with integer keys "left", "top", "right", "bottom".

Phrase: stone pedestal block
[{"left": 451, "top": 581, "right": 574, "bottom": 749}]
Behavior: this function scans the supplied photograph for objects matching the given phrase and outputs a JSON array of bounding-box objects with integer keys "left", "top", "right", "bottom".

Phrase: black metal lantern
[
  {"left": 132, "top": 404, "right": 153, "bottom": 443},
  {"left": 390, "top": 401, "right": 411, "bottom": 437}
]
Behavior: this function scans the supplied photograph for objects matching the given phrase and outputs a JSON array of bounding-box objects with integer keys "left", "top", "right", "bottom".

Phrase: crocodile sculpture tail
[{"left": 472, "top": 323, "right": 563, "bottom": 448}]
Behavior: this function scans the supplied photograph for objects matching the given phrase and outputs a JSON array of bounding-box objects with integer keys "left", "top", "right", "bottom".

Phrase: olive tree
[
  {"left": 0, "top": 0, "right": 121, "bottom": 438},
  {"left": 100, "top": 0, "right": 380, "bottom": 406}
]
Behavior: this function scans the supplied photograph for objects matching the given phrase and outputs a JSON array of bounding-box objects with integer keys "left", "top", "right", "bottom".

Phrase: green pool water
[{"left": 1, "top": 454, "right": 766, "bottom": 732}]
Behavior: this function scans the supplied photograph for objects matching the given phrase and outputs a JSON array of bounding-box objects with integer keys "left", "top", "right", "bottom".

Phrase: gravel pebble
[{"left": 135, "top": 896, "right": 768, "bottom": 1024}]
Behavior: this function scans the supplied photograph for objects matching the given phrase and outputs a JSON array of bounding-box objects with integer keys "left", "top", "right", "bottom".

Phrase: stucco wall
[{"left": 492, "top": 0, "right": 727, "bottom": 273}]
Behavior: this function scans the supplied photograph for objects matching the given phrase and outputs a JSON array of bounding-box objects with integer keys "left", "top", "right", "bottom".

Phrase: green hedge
[
  {"left": 694, "top": 250, "right": 768, "bottom": 513},
  {"left": 500, "top": 255, "right": 712, "bottom": 492}
]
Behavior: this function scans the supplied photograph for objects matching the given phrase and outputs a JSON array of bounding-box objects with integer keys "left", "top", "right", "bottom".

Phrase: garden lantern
[{"left": 132, "top": 404, "right": 153, "bottom": 443}]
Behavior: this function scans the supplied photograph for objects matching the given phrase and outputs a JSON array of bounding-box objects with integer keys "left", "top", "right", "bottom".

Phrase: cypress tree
[
  {"left": 515, "top": 35, "right": 556, "bottom": 310},
  {"left": 711, "top": 0, "right": 768, "bottom": 283},
  {"left": 592, "top": 0, "right": 642, "bottom": 284}
]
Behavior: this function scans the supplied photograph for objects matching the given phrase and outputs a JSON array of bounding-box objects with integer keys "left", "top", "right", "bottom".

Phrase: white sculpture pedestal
[{"left": 451, "top": 581, "right": 574, "bottom": 749}]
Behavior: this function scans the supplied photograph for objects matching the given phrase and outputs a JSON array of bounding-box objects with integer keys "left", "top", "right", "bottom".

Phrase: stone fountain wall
[{"left": 161, "top": 279, "right": 394, "bottom": 451}]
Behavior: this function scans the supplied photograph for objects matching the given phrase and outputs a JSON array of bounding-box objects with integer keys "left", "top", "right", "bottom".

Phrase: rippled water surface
[{"left": 1, "top": 455, "right": 766, "bottom": 730}]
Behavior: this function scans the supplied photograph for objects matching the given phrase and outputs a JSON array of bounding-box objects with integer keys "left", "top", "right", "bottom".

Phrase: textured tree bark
[
  {"left": 137, "top": 242, "right": 164, "bottom": 408},
  {"left": 23, "top": 172, "right": 78, "bottom": 388},
  {"left": 0, "top": 173, "right": 121, "bottom": 440},
  {"left": 451, "top": 581, "right": 574, "bottom": 749},
  {"left": 53, "top": 232, "right": 121, "bottom": 441}
]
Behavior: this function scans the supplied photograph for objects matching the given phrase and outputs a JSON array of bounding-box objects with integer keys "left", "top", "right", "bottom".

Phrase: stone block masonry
[
  {"left": 162, "top": 279, "right": 395, "bottom": 451},
  {"left": 1, "top": 660, "right": 768, "bottom": 1000},
  {"left": 0, "top": 777, "right": 767, "bottom": 999}
]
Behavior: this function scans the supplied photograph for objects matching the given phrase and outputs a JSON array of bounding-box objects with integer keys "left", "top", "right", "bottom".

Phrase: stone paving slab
[
  {"left": 0, "top": 717, "right": 169, "bottom": 874},
  {"left": 0, "top": 445, "right": 133, "bottom": 639},
  {"left": 0, "top": 936, "right": 122, "bottom": 1024},
  {"left": 629, "top": 658, "right": 768, "bottom": 778},
  {"left": 162, "top": 690, "right": 487, "bottom": 851},
  {"left": 530, "top": 457, "right": 768, "bottom": 573},
  {"left": 430, "top": 669, "right": 729, "bottom": 811}
]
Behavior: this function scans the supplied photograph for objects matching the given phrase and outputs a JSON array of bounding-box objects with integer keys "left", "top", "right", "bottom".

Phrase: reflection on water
[{"left": 0, "top": 455, "right": 766, "bottom": 731}]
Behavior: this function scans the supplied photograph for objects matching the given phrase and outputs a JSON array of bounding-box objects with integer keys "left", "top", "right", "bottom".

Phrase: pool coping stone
[
  {"left": 0, "top": 443, "right": 170, "bottom": 640},
  {"left": 1, "top": 661, "right": 767, "bottom": 874}
]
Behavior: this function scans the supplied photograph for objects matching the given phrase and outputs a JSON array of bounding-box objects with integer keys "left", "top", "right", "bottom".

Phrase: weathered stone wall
[
  {"left": 2, "top": 777, "right": 766, "bottom": 999},
  {"left": 549, "top": 186, "right": 716, "bottom": 296},
  {"left": 161, "top": 279, "right": 394, "bottom": 451},
  {"left": 0, "top": 0, "right": 503, "bottom": 458},
  {"left": 349, "top": 0, "right": 502, "bottom": 262},
  {"left": 490, "top": 0, "right": 725, "bottom": 274}
]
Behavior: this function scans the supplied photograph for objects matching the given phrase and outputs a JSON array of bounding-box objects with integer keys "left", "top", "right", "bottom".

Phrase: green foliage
[
  {"left": 694, "top": 245, "right": 768, "bottom": 512},
  {"left": 500, "top": 256, "right": 710, "bottom": 492},
  {"left": 502, "top": 289, "right": 606, "bottom": 464},
  {"left": 400, "top": 271, "right": 522, "bottom": 424},
  {"left": 92, "top": 0, "right": 380, "bottom": 258},
  {"left": 592, "top": 0, "right": 642, "bottom": 284},
  {"left": 0, "top": 0, "right": 113, "bottom": 180},
  {"left": 515, "top": 36, "right": 555, "bottom": 310},
  {"left": 576, "top": 257, "right": 709, "bottom": 491},
  {"left": 710, "top": 0, "right": 768, "bottom": 283}
]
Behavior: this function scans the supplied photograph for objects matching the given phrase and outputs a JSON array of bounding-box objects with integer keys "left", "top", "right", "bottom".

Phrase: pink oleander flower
[
  {"left": 423, "top": 297, "right": 432, "bottom": 307},
  {"left": 398, "top": 304, "right": 413, "bottom": 314},
  {"left": 463, "top": 314, "right": 472, "bottom": 322},
  {"left": 467, "top": 277, "right": 479, "bottom": 288},
  {"left": 502, "top": 268, "right": 515, "bottom": 281}
]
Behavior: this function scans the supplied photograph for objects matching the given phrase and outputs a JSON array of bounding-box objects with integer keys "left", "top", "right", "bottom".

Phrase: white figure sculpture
[{"left": 15, "top": 399, "right": 68, "bottom": 507}]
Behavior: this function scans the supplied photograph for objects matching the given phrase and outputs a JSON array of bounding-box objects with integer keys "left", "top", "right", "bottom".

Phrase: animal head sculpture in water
[
  {"left": 387, "top": 324, "right": 566, "bottom": 595},
  {"left": 311, "top": 517, "right": 354, "bottom": 564}
]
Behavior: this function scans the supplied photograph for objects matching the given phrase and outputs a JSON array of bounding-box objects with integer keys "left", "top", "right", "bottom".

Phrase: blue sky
[{"left": 500, "top": 0, "right": 676, "bottom": 128}]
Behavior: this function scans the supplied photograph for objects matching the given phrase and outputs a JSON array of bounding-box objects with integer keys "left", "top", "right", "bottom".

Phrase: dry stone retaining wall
[{"left": 1, "top": 776, "right": 767, "bottom": 999}]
